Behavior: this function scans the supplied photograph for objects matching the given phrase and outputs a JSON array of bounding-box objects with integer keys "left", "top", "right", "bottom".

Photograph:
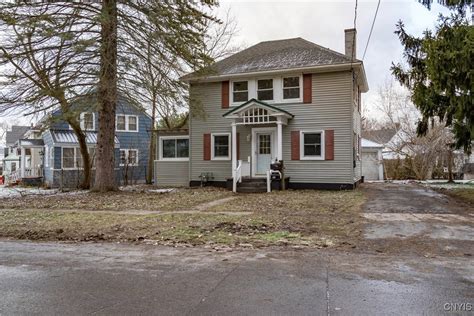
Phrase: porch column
[
  {"left": 232, "top": 122, "right": 237, "bottom": 178},
  {"left": 276, "top": 118, "right": 283, "bottom": 161},
  {"left": 20, "top": 147, "right": 25, "bottom": 178}
]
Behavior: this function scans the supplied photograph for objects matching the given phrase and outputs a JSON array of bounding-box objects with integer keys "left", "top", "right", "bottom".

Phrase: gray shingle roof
[
  {"left": 50, "top": 130, "right": 120, "bottom": 145},
  {"left": 362, "top": 127, "right": 398, "bottom": 145},
  {"left": 183, "top": 37, "right": 358, "bottom": 80},
  {"left": 6, "top": 126, "right": 30, "bottom": 145}
]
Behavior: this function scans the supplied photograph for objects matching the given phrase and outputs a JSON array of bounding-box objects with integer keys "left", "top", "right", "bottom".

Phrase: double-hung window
[
  {"left": 160, "top": 137, "right": 189, "bottom": 161},
  {"left": 211, "top": 133, "right": 230, "bottom": 160},
  {"left": 120, "top": 149, "right": 139, "bottom": 166},
  {"left": 80, "top": 112, "right": 95, "bottom": 131},
  {"left": 283, "top": 76, "right": 301, "bottom": 100},
  {"left": 62, "top": 147, "right": 81, "bottom": 169},
  {"left": 300, "top": 131, "right": 324, "bottom": 160},
  {"left": 232, "top": 81, "right": 248, "bottom": 103},
  {"left": 116, "top": 115, "right": 139, "bottom": 132},
  {"left": 257, "top": 79, "right": 273, "bottom": 101}
]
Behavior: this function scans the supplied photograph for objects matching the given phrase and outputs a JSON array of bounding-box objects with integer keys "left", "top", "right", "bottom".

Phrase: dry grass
[
  {"left": 0, "top": 187, "right": 232, "bottom": 212},
  {"left": 441, "top": 188, "right": 474, "bottom": 205},
  {"left": 0, "top": 188, "right": 366, "bottom": 248}
]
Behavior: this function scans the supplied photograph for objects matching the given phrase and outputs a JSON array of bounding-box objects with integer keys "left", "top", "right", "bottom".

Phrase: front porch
[
  {"left": 223, "top": 99, "right": 293, "bottom": 192},
  {"left": 4, "top": 139, "right": 44, "bottom": 186}
]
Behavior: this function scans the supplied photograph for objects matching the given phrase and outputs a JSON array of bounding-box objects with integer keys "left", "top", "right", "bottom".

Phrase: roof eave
[{"left": 183, "top": 62, "right": 365, "bottom": 83}]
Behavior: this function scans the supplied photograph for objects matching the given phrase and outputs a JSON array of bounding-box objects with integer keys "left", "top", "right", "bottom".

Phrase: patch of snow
[
  {"left": 148, "top": 189, "right": 175, "bottom": 194},
  {"left": 0, "top": 186, "right": 59, "bottom": 199}
]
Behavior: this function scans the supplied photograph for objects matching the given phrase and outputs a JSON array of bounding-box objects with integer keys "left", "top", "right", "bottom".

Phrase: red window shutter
[
  {"left": 203, "top": 134, "right": 211, "bottom": 161},
  {"left": 291, "top": 131, "right": 300, "bottom": 160},
  {"left": 325, "top": 130, "right": 334, "bottom": 160},
  {"left": 221, "top": 81, "right": 229, "bottom": 109},
  {"left": 237, "top": 133, "right": 240, "bottom": 160},
  {"left": 303, "top": 74, "right": 312, "bottom": 103}
]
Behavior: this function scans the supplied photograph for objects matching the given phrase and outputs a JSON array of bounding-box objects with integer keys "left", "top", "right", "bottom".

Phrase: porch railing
[
  {"left": 24, "top": 167, "right": 43, "bottom": 178},
  {"left": 5, "top": 169, "right": 21, "bottom": 185},
  {"left": 233, "top": 160, "right": 242, "bottom": 193}
]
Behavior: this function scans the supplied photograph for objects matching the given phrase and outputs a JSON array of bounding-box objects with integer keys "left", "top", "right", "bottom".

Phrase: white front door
[{"left": 256, "top": 132, "right": 273, "bottom": 175}]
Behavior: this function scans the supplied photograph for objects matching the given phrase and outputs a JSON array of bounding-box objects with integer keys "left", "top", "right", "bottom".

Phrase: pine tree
[{"left": 391, "top": 1, "right": 473, "bottom": 154}]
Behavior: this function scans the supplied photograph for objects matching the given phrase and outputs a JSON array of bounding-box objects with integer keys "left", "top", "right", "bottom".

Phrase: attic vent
[{"left": 242, "top": 107, "right": 270, "bottom": 124}]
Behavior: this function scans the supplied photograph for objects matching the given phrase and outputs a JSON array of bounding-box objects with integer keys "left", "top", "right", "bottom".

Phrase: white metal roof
[
  {"left": 50, "top": 130, "right": 120, "bottom": 145},
  {"left": 361, "top": 138, "right": 383, "bottom": 148}
]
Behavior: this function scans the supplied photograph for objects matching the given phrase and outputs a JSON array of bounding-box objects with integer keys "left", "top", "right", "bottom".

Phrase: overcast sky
[
  {"left": 217, "top": 0, "right": 453, "bottom": 118},
  {"left": 0, "top": 1, "right": 459, "bottom": 128}
]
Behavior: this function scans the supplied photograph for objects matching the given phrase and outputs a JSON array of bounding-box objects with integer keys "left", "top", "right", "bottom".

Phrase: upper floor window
[
  {"left": 283, "top": 76, "right": 300, "bottom": 100},
  {"left": 232, "top": 81, "right": 248, "bottom": 103},
  {"left": 80, "top": 112, "right": 95, "bottom": 131},
  {"left": 116, "top": 115, "right": 139, "bottom": 132},
  {"left": 257, "top": 79, "right": 273, "bottom": 101},
  {"left": 230, "top": 75, "right": 302, "bottom": 105}
]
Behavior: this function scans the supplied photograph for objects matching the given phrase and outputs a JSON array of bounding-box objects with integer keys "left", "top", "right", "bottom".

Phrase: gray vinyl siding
[
  {"left": 280, "top": 72, "right": 353, "bottom": 184},
  {"left": 190, "top": 82, "right": 233, "bottom": 182},
  {"left": 154, "top": 161, "right": 189, "bottom": 186},
  {"left": 190, "top": 71, "right": 356, "bottom": 184}
]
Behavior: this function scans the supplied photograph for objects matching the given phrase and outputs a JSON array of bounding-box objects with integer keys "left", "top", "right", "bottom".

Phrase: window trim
[
  {"left": 231, "top": 80, "right": 250, "bottom": 106},
  {"left": 230, "top": 75, "right": 304, "bottom": 106},
  {"left": 256, "top": 78, "right": 274, "bottom": 102},
  {"left": 300, "top": 130, "right": 325, "bottom": 160},
  {"left": 281, "top": 75, "right": 303, "bottom": 102},
  {"left": 115, "top": 114, "right": 139, "bottom": 132},
  {"left": 80, "top": 112, "right": 95, "bottom": 131},
  {"left": 158, "top": 136, "right": 190, "bottom": 162},
  {"left": 61, "top": 147, "right": 79, "bottom": 170},
  {"left": 211, "top": 133, "right": 231, "bottom": 161},
  {"left": 119, "top": 148, "right": 139, "bottom": 166}
]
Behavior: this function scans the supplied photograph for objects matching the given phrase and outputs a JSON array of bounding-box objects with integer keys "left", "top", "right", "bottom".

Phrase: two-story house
[
  {"left": 7, "top": 99, "right": 152, "bottom": 188},
  {"left": 154, "top": 29, "right": 368, "bottom": 192}
]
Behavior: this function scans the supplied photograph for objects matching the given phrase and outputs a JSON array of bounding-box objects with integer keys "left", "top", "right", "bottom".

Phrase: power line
[{"left": 362, "top": 0, "right": 381, "bottom": 60}]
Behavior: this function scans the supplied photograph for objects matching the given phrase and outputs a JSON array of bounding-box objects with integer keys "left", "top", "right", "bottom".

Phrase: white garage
[{"left": 362, "top": 138, "right": 384, "bottom": 181}]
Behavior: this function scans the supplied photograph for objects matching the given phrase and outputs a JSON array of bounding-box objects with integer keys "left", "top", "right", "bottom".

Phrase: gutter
[{"left": 182, "top": 62, "right": 369, "bottom": 92}]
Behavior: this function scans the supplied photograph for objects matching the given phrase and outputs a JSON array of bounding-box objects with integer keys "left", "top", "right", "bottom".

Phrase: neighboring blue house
[{"left": 41, "top": 98, "right": 153, "bottom": 188}]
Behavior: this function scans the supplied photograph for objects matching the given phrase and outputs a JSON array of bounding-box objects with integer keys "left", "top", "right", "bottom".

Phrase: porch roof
[
  {"left": 19, "top": 139, "right": 44, "bottom": 148},
  {"left": 50, "top": 129, "right": 120, "bottom": 146},
  {"left": 222, "top": 99, "right": 294, "bottom": 119}
]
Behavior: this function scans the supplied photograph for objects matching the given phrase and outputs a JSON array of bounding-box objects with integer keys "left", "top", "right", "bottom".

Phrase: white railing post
[
  {"left": 231, "top": 122, "right": 237, "bottom": 179},
  {"left": 233, "top": 160, "right": 242, "bottom": 193},
  {"left": 267, "top": 170, "right": 271, "bottom": 193}
]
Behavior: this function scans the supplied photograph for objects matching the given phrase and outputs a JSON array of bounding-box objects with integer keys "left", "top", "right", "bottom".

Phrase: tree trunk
[
  {"left": 94, "top": 0, "right": 118, "bottom": 192},
  {"left": 69, "top": 121, "right": 91, "bottom": 189},
  {"left": 146, "top": 98, "right": 157, "bottom": 184}
]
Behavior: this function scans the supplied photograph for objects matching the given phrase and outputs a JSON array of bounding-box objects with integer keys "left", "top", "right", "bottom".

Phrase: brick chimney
[{"left": 344, "top": 28, "right": 357, "bottom": 60}]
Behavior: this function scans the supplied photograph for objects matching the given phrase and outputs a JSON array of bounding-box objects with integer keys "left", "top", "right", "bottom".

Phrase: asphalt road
[{"left": 0, "top": 241, "right": 473, "bottom": 315}]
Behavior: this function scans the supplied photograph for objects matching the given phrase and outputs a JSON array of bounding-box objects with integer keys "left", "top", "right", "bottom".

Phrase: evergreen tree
[{"left": 391, "top": 1, "right": 473, "bottom": 154}]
